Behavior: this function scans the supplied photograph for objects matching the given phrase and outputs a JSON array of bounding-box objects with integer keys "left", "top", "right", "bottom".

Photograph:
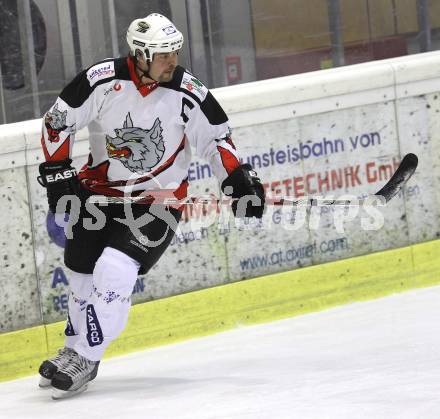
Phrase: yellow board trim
[
  {"left": 0, "top": 326, "right": 48, "bottom": 382},
  {"left": 2, "top": 239, "right": 440, "bottom": 382}
]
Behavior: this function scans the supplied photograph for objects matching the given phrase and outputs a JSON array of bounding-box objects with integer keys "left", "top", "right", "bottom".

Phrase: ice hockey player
[{"left": 37, "top": 13, "right": 265, "bottom": 399}]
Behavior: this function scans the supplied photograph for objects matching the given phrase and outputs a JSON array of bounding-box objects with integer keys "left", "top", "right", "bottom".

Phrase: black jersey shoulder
[
  {"left": 160, "top": 66, "right": 207, "bottom": 105},
  {"left": 159, "top": 65, "right": 186, "bottom": 92},
  {"left": 59, "top": 57, "right": 130, "bottom": 108},
  {"left": 160, "top": 66, "right": 228, "bottom": 125}
]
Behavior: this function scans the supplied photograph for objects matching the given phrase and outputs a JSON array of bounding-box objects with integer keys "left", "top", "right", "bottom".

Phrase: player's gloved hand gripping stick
[
  {"left": 221, "top": 163, "right": 265, "bottom": 218},
  {"left": 37, "top": 159, "right": 79, "bottom": 213}
]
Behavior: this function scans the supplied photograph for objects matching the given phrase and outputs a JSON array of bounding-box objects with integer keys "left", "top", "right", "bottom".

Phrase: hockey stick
[
  {"left": 88, "top": 153, "right": 418, "bottom": 207},
  {"left": 291, "top": 152, "right": 419, "bottom": 207},
  {"left": 372, "top": 153, "right": 418, "bottom": 202}
]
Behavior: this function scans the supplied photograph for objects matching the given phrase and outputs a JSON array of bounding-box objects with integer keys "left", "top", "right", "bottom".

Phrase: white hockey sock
[
  {"left": 64, "top": 271, "right": 93, "bottom": 349},
  {"left": 74, "top": 247, "right": 140, "bottom": 361}
]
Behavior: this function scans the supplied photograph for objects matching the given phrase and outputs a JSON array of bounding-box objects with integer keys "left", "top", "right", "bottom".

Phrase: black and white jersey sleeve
[
  {"left": 41, "top": 59, "right": 120, "bottom": 162},
  {"left": 177, "top": 70, "right": 240, "bottom": 184}
]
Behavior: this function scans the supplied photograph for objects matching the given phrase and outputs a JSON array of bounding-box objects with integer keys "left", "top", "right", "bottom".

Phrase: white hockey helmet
[{"left": 126, "top": 13, "right": 184, "bottom": 62}]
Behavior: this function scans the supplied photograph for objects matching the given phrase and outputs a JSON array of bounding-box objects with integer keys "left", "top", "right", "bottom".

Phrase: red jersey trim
[
  {"left": 80, "top": 135, "right": 187, "bottom": 191},
  {"left": 217, "top": 145, "right": 240, "bottom": 175},
  {"left": 78, "top": 160, "right": 110, "bottom": 183},
  {"left": 41, "top": 134, "right": 71, "bottom": 162},
  {"left": 81, "top": 178, "right": 189, "bottom": 203}
]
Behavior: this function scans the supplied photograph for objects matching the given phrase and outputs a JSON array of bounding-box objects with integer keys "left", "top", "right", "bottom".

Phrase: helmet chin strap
[
  {"left": 137, "top": 66, "right": 158, "bottom": 83},
  {"left": 133, "top": 54, "right": 158, "bottom": 83}
]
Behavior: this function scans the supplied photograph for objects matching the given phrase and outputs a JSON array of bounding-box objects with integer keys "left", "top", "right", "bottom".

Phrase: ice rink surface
[{"left": 1, "top": 286, "right": 440, "bottom": 419}]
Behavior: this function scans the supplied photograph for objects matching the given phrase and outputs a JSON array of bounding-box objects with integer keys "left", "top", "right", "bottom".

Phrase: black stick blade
[{"left": 374, "top": 153, "right": 418, "bottom": 203}]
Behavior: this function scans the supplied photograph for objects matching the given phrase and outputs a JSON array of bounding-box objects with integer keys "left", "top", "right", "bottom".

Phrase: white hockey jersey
[{"left": 41, "top": 57, "right": 240, "bottom": 200}]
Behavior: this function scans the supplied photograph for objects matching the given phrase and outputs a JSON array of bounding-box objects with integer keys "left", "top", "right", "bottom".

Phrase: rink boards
[
  {"left": 1, "top": 238, "right": 440, "bottom": 382},
  {"left": 1, "top": 52, "right": 440, "bottom": 381}
]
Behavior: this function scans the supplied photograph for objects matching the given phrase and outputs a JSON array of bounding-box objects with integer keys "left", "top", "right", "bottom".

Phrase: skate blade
[
  {"left": 51, "top": 383, "right": 88, "bottom": 400},
  {"left": 39, "top": 377, "right": 52, "bottom": 388}
]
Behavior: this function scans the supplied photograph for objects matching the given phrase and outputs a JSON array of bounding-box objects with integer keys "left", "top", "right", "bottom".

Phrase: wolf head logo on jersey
[
  {"left": 106, "top": 113, "right": 165, "bottom": 173},
  {"left": 44, "top": 103, "right": 69, "bottom": 143}
]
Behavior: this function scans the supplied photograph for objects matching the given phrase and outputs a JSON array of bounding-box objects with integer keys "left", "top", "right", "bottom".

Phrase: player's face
[{"left": 149, "top": 51, "right": 179, "bottom": 82}]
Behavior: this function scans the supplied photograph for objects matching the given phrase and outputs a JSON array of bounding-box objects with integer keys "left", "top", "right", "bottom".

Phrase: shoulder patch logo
[
  {"left": 45, "top": 103, "right": 67, "bottom": 128},
  {"left": 86, "top": 61, "right": 115, "bottom": 87},
  {"left": 181, "top": 72, "right": 208, "bottom": 101},
  {"left": 44, "top": 103, "right": 75, "bottom": 143},
  {"left": 106, "top": 113, "right": 165, "bottom": 174}
]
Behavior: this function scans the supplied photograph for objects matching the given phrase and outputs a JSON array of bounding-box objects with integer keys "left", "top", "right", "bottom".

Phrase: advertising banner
[
  {"left": 26, "top": 94, "right": 436, "bottom": 325},
  {"left": 396, "top": 94, "right": 440, "bottom": 243},
  {"left": 2, "top": 53, "right": 440, "bottom": 330},
  {"left": 0, "top": 166, "right": 41, "bottom": 332},
  {"left": 224, "top": 103, "right": 408, "bottom": 279}
]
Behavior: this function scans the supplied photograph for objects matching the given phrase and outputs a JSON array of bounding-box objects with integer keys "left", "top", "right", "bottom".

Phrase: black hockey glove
[
  {"left": 37, "top": 159, "right": 79, "bottom": 213},
  {"left": 221, "top": 164, "right": 265, "bottom": 218}
]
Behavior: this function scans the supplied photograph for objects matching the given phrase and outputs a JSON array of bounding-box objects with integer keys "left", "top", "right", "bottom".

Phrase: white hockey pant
[{"left": 66, "top": 247, "right": 140, "bottom": 361}]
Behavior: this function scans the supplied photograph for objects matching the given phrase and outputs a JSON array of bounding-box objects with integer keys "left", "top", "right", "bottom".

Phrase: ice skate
[
  {"left": 51, "top": 352, "right": 100, "bottom": 400},
  {"left": 38, "top": 347, "right": 77, "bottom": 388}
]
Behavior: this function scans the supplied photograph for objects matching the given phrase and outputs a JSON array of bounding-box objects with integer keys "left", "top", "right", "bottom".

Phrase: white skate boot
[
  {"left": 51, "top": 352, "right": 100, "bottom": 400},
  {"left": 38, "top": 347, "right": 77, "bottom": 388}
]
